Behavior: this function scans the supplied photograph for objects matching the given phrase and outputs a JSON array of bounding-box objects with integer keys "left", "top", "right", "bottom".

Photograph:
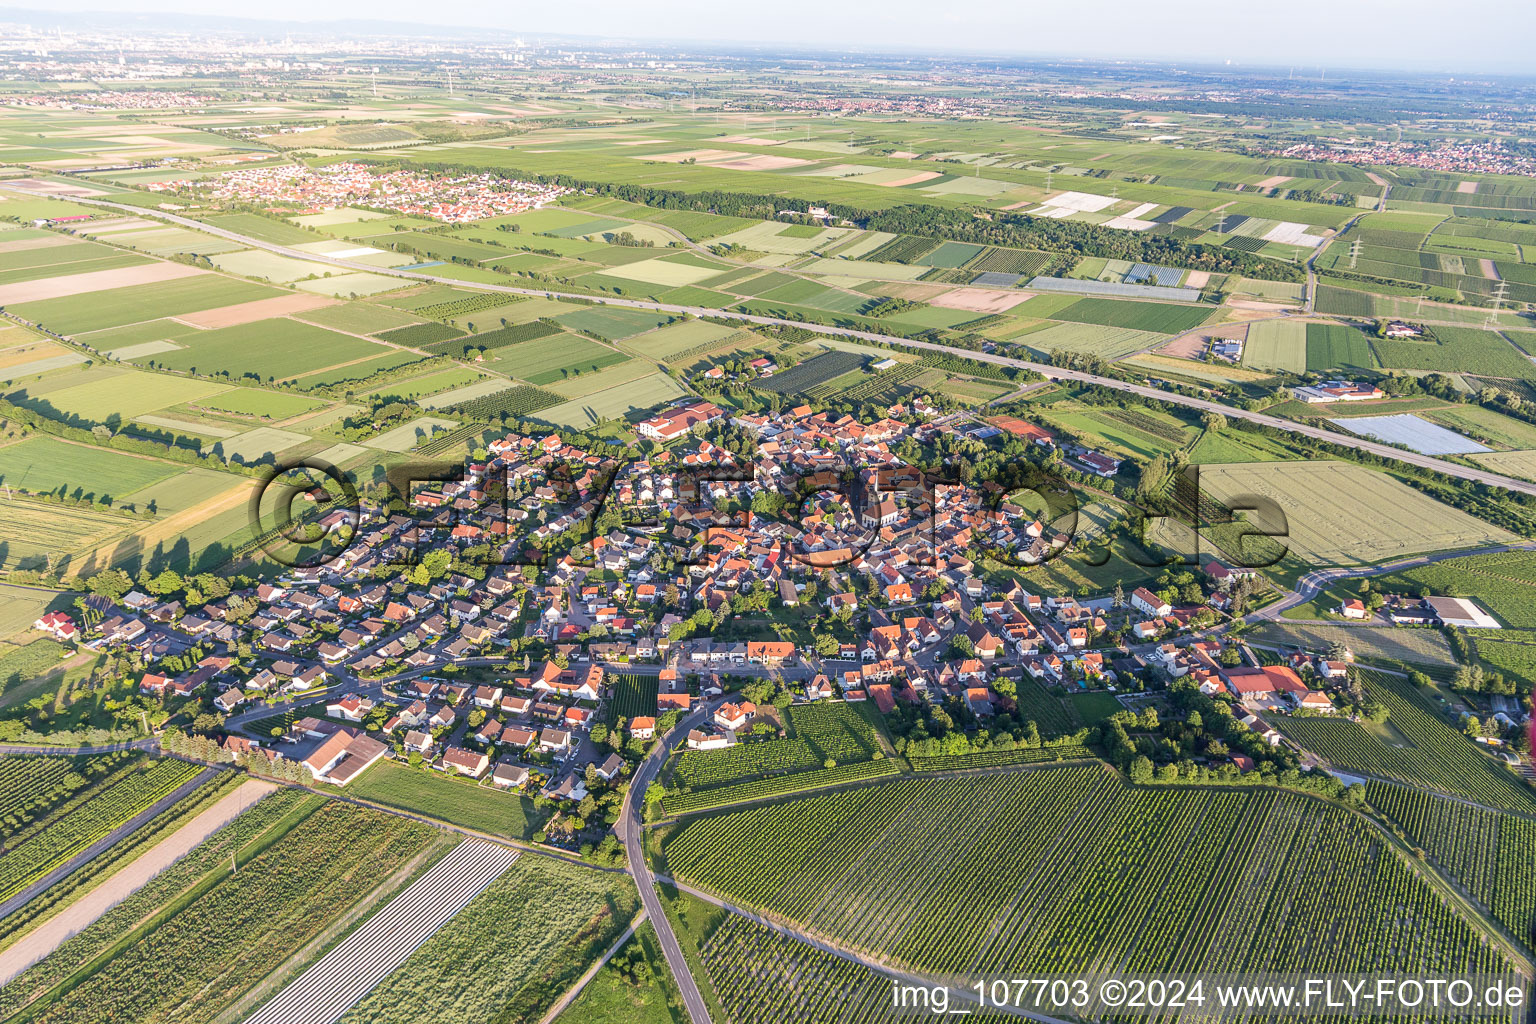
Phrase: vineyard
[
  {"left": 906, "top": 744, "right": 1096, "bottom": 772},
  {"left": 1373, "top": 550, "right": 1536, "bottom": 629},
  {"left": 609, "top": 672, "right": 660, "bottom": 720},
  {"left": 917, "top": 352, "right": 1015, "bottom": 381},
  {"left": 867, "top": 235, "right": 939, "bottom": 264},
  {"left": 247, "top": 840, "right": 520, "bottom": 1024},
  {"left": 0, "top": 789, "right": 314, "bottom": 1021},
  {"left": 443, "top": 384, "right": 563, "bottom": 420},
  {"left": 1469, "top": 636, "right": 1536, "bottom": 693},
  {"left": 413, "top": 422, "right": 489, "bottom": 456},
  {"left": 661, "top": 768, "right": 1520, "bottom": 988},
  {"left": 0, "top": 757, "right": 203, "bottom": 904},
  {"left": 1012, "top": 675, "right": 1077, "bottom": 736},
  {"left": 785, "top": 702, "right": 883, "bottom": 763},
  {"left": 424, "top": 319, "right": 564, "bottom": 357},
  {"left": 336, "top": 854, "right": 640, "bottom": 1024},
  {"left": 413, "top": 292, "right": 521, "bottom": 321},
  {"left": 1098, "top": 407, "right": 1190, "bottom": 444},
  {"left": 1273, "top": 670, "right": 1536, "bottom": 814},
  {"left": 662, "top": 759, "right": 904, "bottom": 816},
  {"left": 0, "top": 753, "right": 128, "bottom": 833},
  {"left": 966, "top": 246, "right": 1057, "bottom": 276},
  {"left": 21, "top": 800, "right": 439, "bottom": 1024},
  {"left": 699, "top": 914, "right": 907, "bottom": 1024},
  {"left": 671, "top": 737, "right": 824, "bottom": 789},
  {"left": 1367, "top": 782, "right": 1536, "bottom": 950},
  {"left": 373, "top": 322, "right": 464, "bottom": 347},
  {"left": 833, "top": 363, "right": 924, "bottom": 403},
  {"left": 751, "top": 351, "right": 866, "bottom": 396}
]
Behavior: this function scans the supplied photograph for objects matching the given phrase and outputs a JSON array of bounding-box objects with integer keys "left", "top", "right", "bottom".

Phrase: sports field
[{"left": 1198, "top": 460, "right": 1515, "bottom": 564}]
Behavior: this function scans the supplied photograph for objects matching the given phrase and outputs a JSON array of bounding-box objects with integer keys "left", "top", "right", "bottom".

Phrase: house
[
  {"left": 1298, "top": 690, "right": 1335, "bottom": 713},
  {"left": 594, "top": 752, "right": 624, "bottom": 781},
  {"left": 1423, "top": 596, "right": 1499, "bottom": 629},
  {"left": 501, "top": 726, "right": 536, "bottom": 749},
  {"left": 1078, "top": 451, "right": 1121, "bottom": 477},
  {"left": 1224, "top": 665, "right": 1308, "bottom": 700},
  {"left": 1383, "top": 321, "right": 1422, "bottom": 339},
  {"left": 635, "top": 399, "right": 724, "bottom": 442},
  {"left": 402, "top": 730, "right": 435, "bottom": 755},
  {"left": 492, "top": 763, "right": 529, "bottom": 789},
  {"left": 714, "top": 702, "right": 757, "bottom": 732},
  {"left": 441, "top": 746, "right": 489, "bottom": 778},
  {"left": 687, "top": 728, "right": 733, "bottom": 751},
  {"left": 538, "top": 727, "right": 572, "bottom": 753},
  {"left": 1130, "top": 588, "right": 1172, "bottom": 617},
  {"left": 473, "top": 685, "right": 505, "bottom": 708},
  {"left": 746, "top": 641, "right": 794, "bottom": 666},
  {"left": 326, "top": 694, "right": 374, "bottom": 722},
  {"left": 1338, "top": 599, "right": 1368, "bottom": 619},
  {"left": 33, "top": 611, "right": 78, "bottom": 642},
  {"left": 304, "top": 729, "right": 388, "bottom": 785},
  {"left": 213, "top": 688, "right": 248, "bottom": 713},
  {"left": 541, "top": 773, "right": 588, "bottom": 802},
  {"left": 629, "top": 716, "right": 656, "bottom": 740}
]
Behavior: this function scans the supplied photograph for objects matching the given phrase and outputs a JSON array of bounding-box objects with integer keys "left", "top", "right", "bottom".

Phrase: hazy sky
[{"left": 37, "top": 0, "right": 1536, "bottom": 74}]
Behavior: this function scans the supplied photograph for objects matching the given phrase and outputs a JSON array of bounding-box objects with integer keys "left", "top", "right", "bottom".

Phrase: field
[
  {"left": 785, "top": 702, "right": 883, "bottom": 763},
  {"left": 0, "top": 436, "right": 180, "bottom": 500},
  {"left": 662, "top": 760, "right": 905, "bottom": 816},
  {"left": 245, "top": 840, "right": 519, "bottom": 1024},
  {"left": 537, "top": 372, "right": 688, "bottom": 428},
  {"left": 337, "top": 855, "right": 641, "bottom": 1024},
  {"left": 1242, "top": 320, "right": 1307, "bottom": 374},
  {"left": 751, "top": 351, "right": 865, "bottom": 395},
  {"left": 1271, "top": 670, "right": 1535, "bottom": 813},
  {"left": 555, "top": 307, "right": 675, "bottom": 341},
  {"left": 1247, "top": 622, "right": 1458, "bottom": 668},
  {"left": 609, "top": 672, "right": 660, "bottom": 719},
  {"left": 343, "top": 759, "right": 535, "bottom": 840},
  {"left": 188, "top": 387, "right": 324, "bottom": 419},
  {"left": 659, "top": 766, "right": 1516, "bottom": 982},
  {"left": 495, "top": 336, "right": 630, "bottom": 386},
  {"left": 15, "top": 369, "right": 229, "bottom": 422},
  {"left": 1367, "top": 782, "right": 1536, "bottom": 950},
  {"left": 9, "top": 798, "right": 440, "bottom": 1024},
  {"left": 1049, "top": 297, "right": 1212, "bottom": 334},
  {"left": 8, "top": 275, "right": 283, "bottom": 336},
  {"left": 149, "top": 319, "right": 393, "bottom": 380},
  {"left": 1328, "top": 413, "right": 1491, "bottom": 455},
  {"left": 1196, "top": 460, "right": 1514, "bottom": 565},
  {"left": 556, "top": 921, "right": 683, "bottom": 1024},
  {"left": 1370, "top": 326, "right": 1536, "bottom": 379},
  {"left": 1305, "top": 322, "right": 1377, "bottom": 371}
]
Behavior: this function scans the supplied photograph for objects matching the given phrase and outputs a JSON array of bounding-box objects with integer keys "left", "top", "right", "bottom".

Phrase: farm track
[
  {"left": 29, "top": 189, "right": 1536, "bottom": 498},
  {"left": 0, "top": 777, "right": 274, "bottom": 986},
  {"left": 243, "top": 838, "right": 519, "bottom": 1024}
]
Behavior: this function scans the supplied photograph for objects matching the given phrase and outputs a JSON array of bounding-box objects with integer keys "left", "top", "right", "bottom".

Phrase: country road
[
  {"left": 25, "top": 188, "right": 1536, "bottom": 499},
  {"left": 618, "top": 699, "right": 720, "bottom": 1024}
]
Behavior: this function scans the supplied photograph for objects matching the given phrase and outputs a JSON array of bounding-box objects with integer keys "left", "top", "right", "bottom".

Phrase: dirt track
[{"left": 0, "top": 777, "right": 274, "bottom": 985}]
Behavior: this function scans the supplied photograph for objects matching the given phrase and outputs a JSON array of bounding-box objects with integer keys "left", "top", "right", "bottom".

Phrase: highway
[
  {"left": 618, "top": 699, "right": 721, "bottom": 1024},
  {"left": 25, "top": 188, "right": 1536, "bottom": 499}
]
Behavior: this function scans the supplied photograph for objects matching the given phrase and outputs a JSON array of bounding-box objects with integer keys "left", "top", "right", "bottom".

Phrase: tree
[
  {"left": 1201, "top": 411, "right": 1228, "bottom": 433},
  {"left": 86, "top": 568, "right": 134, "bottom": 600},
  {"left": 1128, "top": 755, "right": 1155, "bottom": 784}
]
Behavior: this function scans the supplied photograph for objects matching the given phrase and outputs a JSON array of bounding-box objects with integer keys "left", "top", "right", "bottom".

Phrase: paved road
[
  {"left": 0, "top": 764, "right": 218, "bottom": 922},
  {"left": 1248, "top": 541, "right": 1536, "bottom": 621},
  {"left": 26, "top": 189, "right": 1536, "bottom": 499},
  {"left": 618, "top": 699, "right": 720, "bottom": 1024}
]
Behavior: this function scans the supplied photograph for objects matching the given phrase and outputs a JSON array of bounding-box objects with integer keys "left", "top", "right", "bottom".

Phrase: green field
[
  {"left": 150, "top": 320, "right": 395, "bottom": 380},
  {"left": 9, "top": 275, "right": 282, "bottom": 336},
  {"left": 0, "top": 436, "right": 180, "bottom": 500},
  {"left": 1242, "top": 321, "right": 1307, "bottom": 374},
  {"left": 342, "top": 759, "right": 535, "bottom": 839},
  {"left": 490, "top": 334, "right": 630, "bottom": 386},
  {"left": 1305, "top": 323, "right": 1378, "bottom": 371},
  {"left": 15, "top": 369, "right": 229, "bottom": 422}
]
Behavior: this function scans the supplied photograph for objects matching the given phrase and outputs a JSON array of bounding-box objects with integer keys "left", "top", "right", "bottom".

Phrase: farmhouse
[{"left": 1423, "top": 596, "right": 1499, "bottom": 629}]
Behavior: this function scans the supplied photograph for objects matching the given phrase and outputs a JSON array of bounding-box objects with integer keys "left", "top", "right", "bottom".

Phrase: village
[{"left": 24, "top": 394, "right": 1526, "bottom": 822}]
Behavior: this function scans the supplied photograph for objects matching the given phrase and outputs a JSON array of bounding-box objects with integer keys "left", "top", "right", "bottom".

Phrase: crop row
[
  {"left": 413, "top": 292, "right": 522, "bottom": 321},
  {"left": 0, "top": 757, "right": 203, "bottom": 904},
  {"left": 608, "top": 672, "right": 660, "bottom": 720},
  {"left": 0, "top": 753, "right": 126, "bottom": 829},
  {"left": 1369, "top": 781, "right": 1536, "bottom": 952},
  {"left": 444, "top": 384, "right": 564, "bottom": 420},
  {"left": 785, "top": 702, "right": 882, "bottom": 763},
  {"left": 26, "top": 801, "right": 439, "bottom": 1024},
  {"left": 672, "top": 736, "right": 823, "bottom": 789},
  {"left": 1275, "top": 670, "right": 1536, "bottom": 814},
  {"left": 663, "top": 759, "right": 903, "bottom": 816},
  {"left": 867, "top": 235, "right": 940, "bottom": 264},
  {"left": 663, "top": 767, "right": 1520, "bottom": 989},
  {"left": 965, "top": 246, "right": 1056, "bottom": 276},
  {"left": 906, "top": 743, "right": 1096, "bottom": 772}
]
